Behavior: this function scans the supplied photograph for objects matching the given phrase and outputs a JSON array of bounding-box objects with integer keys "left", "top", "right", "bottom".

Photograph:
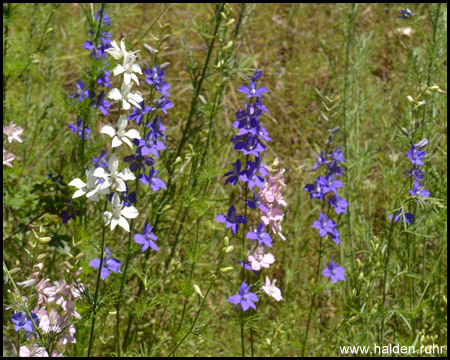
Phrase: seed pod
[{"left": 36, "top": 254, "right": 46, "bottom": 262}]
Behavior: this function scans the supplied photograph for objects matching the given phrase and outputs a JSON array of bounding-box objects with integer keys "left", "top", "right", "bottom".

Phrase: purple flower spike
[
  {"left": 89, "top": 247, "right": 122, "bottom": 280},
  {"left": 246, "top": 223, "right": 273, "bottom": 247},
  {"left": 304, "top": 180, "right": 325, "bottom": 200},
  {"left": 11, "top": 312, "right": 39, "bottom": 333},
  {"left": 68, "top": 119, "right": 91, "bottom": 140},
  {"left": 134, "top": 130, "right": 166, "bottom": 159},
  {"left": 134, "top": 222, "right": 158, "bottom": 252},
  {"left": 228, "top": 281, "right": 259, "bottom": 311},
  {"left": 405, "top": 166, "right": 425, "bottom": 182},
  {"left": 71, "top": 80, "right": 90, "bottom": 102},
  {"left": 215, "top": 205, "right": 247, "bottom": 234},
  {"left": 312, "top": 212, "right": 336, "bottom": 237},
  {"left": 148, "top": 115, "right": 166, "bottom": 140},
  {"left": 322, "top": 259, "right": 346, "bottom": 283},
  {"left": 138, "top": 166, "right": 166, "bottom": 192}
]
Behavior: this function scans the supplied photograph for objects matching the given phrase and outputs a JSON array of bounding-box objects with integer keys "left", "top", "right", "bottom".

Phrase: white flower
[
  {"left": 68, "top": 166, "right": 109, "bottom": 201},
  {"left": 94, "top": 154, "right": 135, "bottom": 192},
  {"left": 101, "top": 115, "right": 140, "bottom": 148},
  {"left": 108, "top": 82, "right": 143, "bottom": 110},
  {"left": 3, "top": 120, "right": 24, "bottom": 143},
  {"left": 103, "top": 192, "right": 139, "bottom": 231},
  {"left": 3, "top": 148, "right": 15, "bottom": 168},
  {"left": 113, "top": 53, "right": 143, "bottom": 86},
  {"left": 105, "top": 39, "right": 139, "bottom": 60},
  {"left": 261, "top": 276, "right": 283, "bottom": 301}
]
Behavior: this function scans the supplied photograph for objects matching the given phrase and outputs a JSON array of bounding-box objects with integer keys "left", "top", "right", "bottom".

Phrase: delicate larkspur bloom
[
  {"left": 312, "top": 212, "right": 337, "bottom": 238},
  {"left": 238, "top": 80, "right": 269, "bottom": 98},
  {"left": 123, "top": 153, "right": 155, "bottom": 172},
  {"left": 409, "top": 181, "right": 430, "bottom": 198},
  {"left": 102, "top": 193, "right": 139, "bottom": 231},
  {"left": 399, "top": 7, "right": 415, "bottom": 20},
  {"left": 41, "top": 308, "right": 76, "bottom": 344},
  {"left": 250, "top": 154, "right": 269, "bottom": 177},
  {"left": 89, "top": 247, "right": 122, "bottom": 280},
  {"left": 71, "top": 80, "right": 90, "bottom": 102},
  {"left": 247, "top": 245, "right": 275, "bottom": 270},
  {"left": 105, "top": 38, "right": 139, "bottom": 60},
  {"left": 138, "top": 166, "right": 166, "bottom": 192},
  {"left": 11, "top": 311, "right": 39, "bottom": 332},
  {"left": 134, "top": 130, "right": 166, "bottom": 158},
  {"left": 94, "top": 154, "right": 136, "bottom": 193},
  {"left": 414, "top": 138, "right": 428, "bottom": 149},
  {"left": 92, "top": 149, "right": 109, "bottom": 169},
  {"left": 327, "top": 160, "right": 345, "bottom": 177},
  {"left": 108, "top": 82, "right": 143, "bottom": 110},
  {"left": 216, "top": 205, "right": 247, "bottom": 234},
  {"left": 389, "top": 209, "right": 415, "bottom": 224},
  {"left": 108, "top": 182, "right": 136, "bottom": 207},
  {"left": 328, "top": 147, "right": 345, "bottom": 163},
  {"left": 407, "top": 144, "right": 426, "bottom": 166},
  {"left": 261, "top": 276, "right": 283, "bottom": 301},
  {"left": 247, "top": 190, "right": 269, "bottom": 214},
  {"left": 113, "top": 53, "right": 143, "bottom": 85},
  {"left": 101, "top": 115, "right": 141, "bottom": 148},
  {"left": 129, "top": 100, "right": 152, "bottom": 125},
  {"left": 322, "top": 259, "right": 346, "bottom": 283},
  {"left": 3, "top": 121, "right": 24, "bottom": 143},
  {"left": 239, "top": 162, "right": 265, "bottom": 190},
  {"left": 304, "top": 180, "right": 325, "bottom": 200},
  {"left": 316, "top": 172, "right": 343, "bottom": 195},
  {"left": 247, "top": 223, "right": 273, "bottom": 247},
  {"left": 228, "top": 282, "right": 258, "bottom": 311},
  {"left": 155, "top": 80, "right": 171, "bottom": 97},
  {"left": 148, "top": 115, "right": 166, "bottom": 140},
  {"left": 234, "top": 134, "right": 266, "bottom": 156},
  {"left": 224, "top": 159, "right": 241, "bottom": 186},
  {"left": 254, "top": 123, "right": 272, "bottom": 142},
  {"left": 97, "top": 69, "right": 112, "bottom": 88},
  {"left": 61, "top": 294, "right": 81, "bottom": 319},
  {"left": 134, "top": 222, "right": 158, "bottom": 252},
  {"left": 3, "top": 148, "right": 15, "bottom": 168},
  {"left": 405, "top": 166, "right": 425, "bottom": 182},
  {"left": 19, "top": 344, "right": 51, "bottom": 357},
  {"left": 329, "top": 195, "right": 349, "bottom": 215},
  {"left": 153, "top": 96, "right": 173, "bottom": 114},
  {"left": 68, "top": 119, "right": 91, "bottom": 139},
  {"left": 313, "top": 150, "right": 331, "bottom": 170},
  {"left": 144, "top": 65, "right": 166, "bottom": 86},
  {"left": 235, "top": 258, "right": 258, "bottom": 276},
  {"left": 92, "top": 90, "right": 111, "bottom": 115},
  {"left": 68, "top": 165, "right": 109, "bottom": 201},
  {"left": 60, "top": 201, "right": 80, "bottom": 224}
]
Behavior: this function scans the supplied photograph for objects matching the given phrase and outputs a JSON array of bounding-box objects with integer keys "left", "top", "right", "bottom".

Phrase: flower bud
[
  {"left": 226, "top": 18, "right": 235, "bottom": 27},
  {"left": 33, "top": 263, "right": 44, "bottom": 272},
  {"left": 193, "top": 284, "right": 204, "bottom": 298},
  {"left": 75, "top": 253, "right": 85, "bottom": 261},
  {"left": 143, "top": 44, "right": 158, "bottom": 53},
  {"left": 9, "top": 267, "right": 21, "bottom": 275},
  {"left": 36, "top": 254, "right": 46, "bottom": 262},
  {"left": 225, "top": 246, "right": 234, "bottom": 253},
  {"left": 357, "top": 272, "right": 364, "bottom": 281},
  {"left": 211, "top": 274, "right": 216, "bottom": 284},
  {"left": 17, "top": 279, "right": 36, "bottom": 288},
  {"left": 224, "top": 237, "right": 229, "bottom": 247},
  {"left": 220, "top": 267, "right": 233, "bottom": 274},
  {"left": 63, "top": 262, "right": 73, "bottom": 270}
]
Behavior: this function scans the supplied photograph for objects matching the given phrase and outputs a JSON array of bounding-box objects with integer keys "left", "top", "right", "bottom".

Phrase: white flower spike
[
  {"left": 68, "top": 166, "right": 109, "bottom": 201},
  {"left": 94, "top": 154, "right": 135, "bottom": 192},
  {"left": 108, "top": 82, "right": 143, "bottom": 110},
  {"left": 105, "top": 38, "right": 139, "bottom": 60},
  {"left": 113, "top": 54, "right": 143, "bottom": 86},
  {"left": 101, "top": 115, "right": 140, "bottom": 148},
  {"left": 103, "top": 192, "right": 139, "bottom": 231}
]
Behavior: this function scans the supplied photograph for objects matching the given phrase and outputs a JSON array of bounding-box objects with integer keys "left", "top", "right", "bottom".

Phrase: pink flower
[
  {"left": 247, "top": 245, "right": 275, "bottom": 270},
  {"left": 261, "top": 276, "right": 283, "bottom": 301},
  {"left": 20, "top": 344, "right": 49, "bottom": 357},
  {"left": 3, "top": 120, "right": 24, "bottom": 143},
  {"left": 43, "top": 280, "right": 70, "bottom": 305},
  {"left": 61, "top": 294, "right": 81, "bottom": 319},
  {"left": 3, "top": 147, "right": 15, "bottom": 167}
]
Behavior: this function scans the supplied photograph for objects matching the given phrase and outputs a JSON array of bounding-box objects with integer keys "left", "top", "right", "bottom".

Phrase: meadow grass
[{"left": 3, "top": 3, "right": 447, "bottom": 357}]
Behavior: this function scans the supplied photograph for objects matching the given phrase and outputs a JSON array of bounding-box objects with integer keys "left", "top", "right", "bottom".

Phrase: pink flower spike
[
  {"left": 247, "top": 245, "right": 275, "bottom": 270},
  {"left": 261, "top": 276, "right": 283, "bottom": 301},
  {"left": 3, "top": 121, "right": 24, "bottom": 143}
]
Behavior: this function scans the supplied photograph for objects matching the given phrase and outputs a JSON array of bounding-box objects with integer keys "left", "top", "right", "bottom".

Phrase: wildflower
[
  {"left": 329, "top": 195, "right": 349, "bottom": 215},
  {"left": 89, "top": 247, "right": 122, "bottom": 279},
  {"left": 228, "top": 282, "right": 259, "bottom": 311},
  {"left": 250, "top": 154, "right": 269, "bottom": 177},
  {"left": 405, "top": 166, "right": 425, "bottom": 182},
  {"left": 70, "top": 80, "right": 90, "bottom": 102},
  {"left": 247, "top": 190, "right": 269, "bottom": 214},
  {"left": 247, "top": 245, "right": 275, "bottom": 270},
  {"left": 134, "top": 222, "right": 158, "bottom": 252},
  {"left": 216, "top": 205, "right": 247, "bottom": 234},
  {"left": 113, "top": 52, "right": 143, "bottom": 86},
  {"left": 322, "top": 259, "right": 346, "bottom": 283},
  {"left": 61, "top": 294, "right": 81, "bottom": 319},
  {"left": 68, "top": 119, "right": 91, "bottom": 140},
  {"left": 261, "top": 276, "right": 283, "bottom": 301},
  {"left": 224, "top": 159, "right": 241, "bottom": 186},
  {"left": 108, "top": 82, "right": 143, "bottom": 110},
  {"left": 239, "top": 162, "right": 265, "bottom": 190},
  {"left": 153, "top": 96, "right": 173, "bottom": 114},
  {"left": 134, "top": 130, "right": 166, "bottom": 158},
  {"left": 94, "top": 154, "right": 136, "bottom": 193},
  {"left": 101, "top": 115, "right": 141, "bottom": 148},
  {"left": 144, "top": 65, "right": 167, "bottom": 86},
  {"left": 409, "top": 181, "right": 430, "bottom": 198},
  {"left": 316, "top": 173, "right": 343, "bottom": 195},
  {"left": 407, "top": 144, "right": 426, "bottom": 166},
  {"left": 60, "top": 201, "right": 80, "bottom": 224},
  {"left": 92, "top": 149, "right": 109, "bottom": 169},
  {"left": 238, "top": 80, "right": 269, "bottom": 98},
  {"left": 97, "top": 69, "right": 112, "bottom": 88},
  {"left": 389, "top": 209, "right": 415, "bottom": 224},
  {"left": 327, "top": 160, "right": 345, "bottom": 177},
  {"left": 246, "top": 223, "right": 273, "bottom": 248},
  {"left": 312, "top": 212, "right": 337, "bottom": 238},
  {"left": 102, "top": 192, "right": 139, "bottom": 231},
  {"left": 399, "top": 7, "right": 415, "bottom": 20},
  {"left": 3, "top": 148, "right": 15, "bottom": 168},
  {"left": 11, "top": 311, "right": 39, "bottom": 332},
  {"left": 313, "top": 150, "right": 330, "bottom": 170},
  {"left": 105, "top": 38, "right": 139, "bottom": 60},
  {"left": 148, "top": 115, "right": 166, "bottom": 140},
  {"left": 68, "top": 165, "right": 109, "bottom": 201},
  {"left": 3, "top": 121, "right": 24, "bottom": 143},
  {"left": 328, "top": 147, "right": 345, "bottom": 163},
  {"left": 129, "top": 100, "right": 152, "bottom": 125},
  {"left": 233, "top": 134, "right": 266, "bottom": 156},
  {"left": 92, "top": 90, "right": 111, "bottom": 116},
  {"left": 123, "top": 153, "right": 155, "bottom": 172},
  {"left": 108, "top": 182, "right": 136, "bottom": 207},
  {"left": 138, "top": 166, "right": 166, "bottom": 192},
  {"left": 19, "top": 344, "right": 50, "bottom": 357}
]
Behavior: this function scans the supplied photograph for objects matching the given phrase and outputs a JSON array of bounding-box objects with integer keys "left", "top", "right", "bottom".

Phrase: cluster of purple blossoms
[
  {"left": 123, "top": 65, "right": 171, "bottom": 194},
  {"left": 68, "top": 9, "right": 112, "bottom": 139},
  {"left": 390, "top": 139, "right": 430, "bottom": 223},
  {"left": 305, "top": 143, "right": 347, "bottom": 283},
  {"left": 219, "top": 70, "right": 282, "bottom": 311}
]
